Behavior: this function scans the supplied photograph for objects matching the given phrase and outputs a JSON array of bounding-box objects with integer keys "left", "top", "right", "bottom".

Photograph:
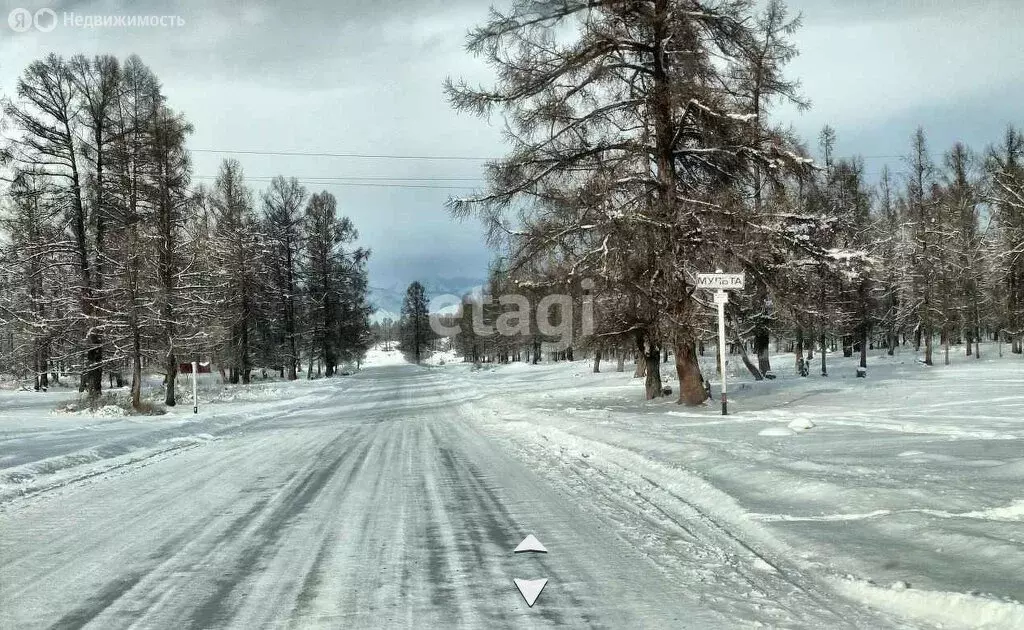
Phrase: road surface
[{"left": 1, "top": 365, "right": 909, "bottom": 629}]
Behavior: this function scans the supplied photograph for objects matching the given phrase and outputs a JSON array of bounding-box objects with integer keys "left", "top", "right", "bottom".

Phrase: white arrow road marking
[
  {"left": 513, "top": 578, "right": 548, "bottom": 607},
  {"left": 514, "top": 534, "right": 548, "bottom": 553}
]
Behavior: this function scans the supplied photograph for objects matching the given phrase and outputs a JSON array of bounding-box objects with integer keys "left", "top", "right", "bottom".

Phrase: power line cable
[
  {"left": 190, "top": 146, "right": 906, "bottom": 161},
  {"left": 191, "top": 175, "right": 477, "bottom": 190},
  {"left": 190, "top": 148, "right": 492, "bottom": 161}
]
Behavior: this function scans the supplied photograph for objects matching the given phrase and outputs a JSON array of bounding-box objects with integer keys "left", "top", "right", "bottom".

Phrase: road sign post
[
  {"left": 192, "top": 361, "right": 198, "bottom": 414},
  {"left": 714, "top": 290, "right": 729, "bottom": 415},
  {"left": 697, "top": 270, "right": 745, "bottom": 416}
]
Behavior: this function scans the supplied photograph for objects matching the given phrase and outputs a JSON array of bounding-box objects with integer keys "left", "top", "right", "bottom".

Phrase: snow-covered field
[{"left": 0, "top": 344, "right": 1021, "bottom": 628}]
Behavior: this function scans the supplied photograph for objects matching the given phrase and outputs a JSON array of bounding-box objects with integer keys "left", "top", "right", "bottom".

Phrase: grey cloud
[
  {"left": 792, "top": 0, "right": 1022, "bottom": 26},
  {"left": 1, "top": 0, "right": 1022, "bottom": 298}
]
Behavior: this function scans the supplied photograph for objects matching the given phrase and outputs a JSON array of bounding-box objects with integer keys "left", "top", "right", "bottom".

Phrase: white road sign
[
  {"left": 696, "top": 273, "right": 745, "bottom": 290},
  {"left": 713, "top": 291, "right": 729, "bottom": 305}
]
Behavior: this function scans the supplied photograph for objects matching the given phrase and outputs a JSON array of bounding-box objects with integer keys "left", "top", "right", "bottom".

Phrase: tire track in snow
[
  {"left": 226, "top": 421, "right": 396, "bottom": 630},
  {"left": 184, "top": 430, "right": 376, "bottom": 628},
  {"left": 102, "top": 425, "right": 378, "bottom": 630},
  {"left": 468, "top": 407, "right": 924, "bottom": 628},
  {"left": 429, "top": 422, "right": 597, "bottom": 628}
]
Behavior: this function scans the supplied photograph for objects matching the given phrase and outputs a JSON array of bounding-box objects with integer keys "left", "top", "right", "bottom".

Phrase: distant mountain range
[{"left": 369, "top": 276, "right": 486, "bottom": 322}]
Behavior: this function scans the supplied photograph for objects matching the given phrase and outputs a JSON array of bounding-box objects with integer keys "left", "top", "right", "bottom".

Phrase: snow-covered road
[
  {"left": 2, "top": 354, "right": 1020, "bottom": 628},
  {"left": 0, "top": 365, "right": 753, "bottom": 629}
]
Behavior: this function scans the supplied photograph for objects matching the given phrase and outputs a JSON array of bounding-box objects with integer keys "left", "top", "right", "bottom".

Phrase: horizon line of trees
[
  {"left": 0, "top": 53, "right": 373, "bottom": 410},
  {"left": 448, "top": 125, "right": 1024, "bottom": 368}
]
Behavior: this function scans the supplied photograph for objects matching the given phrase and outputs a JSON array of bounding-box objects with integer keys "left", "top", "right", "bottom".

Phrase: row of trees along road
[
  {"left": 445, "top": 0, "right": 1024, "bottom": 403},
  {"left": 0, "top": 54, "right": 373, "bottom": 410}
]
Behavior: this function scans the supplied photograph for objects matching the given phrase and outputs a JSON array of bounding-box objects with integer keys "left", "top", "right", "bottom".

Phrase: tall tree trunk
[
  {"left": 755, "top": 328, "right": 771, "bottom": 375},
  {"left": 287, "top": 334, "right": 298, "bottom": 380},
  {"left": 633, "top": 331, "right": 646, "bottom": 379},
  {"left": 325, "top": 344, "right": 337, "bottom": 376},
  {"left": 634, "top": 356, "right": 646, "bottom": 378},
  {"left": 33, "top": 343, "right": 42, "bottom": 391},
  {"left": 795, "top": 327, "right": 804, "bottom": 375},
  {"left": 734, "top": 333, "right": 764, "bottom": 381},
  {"left": 156, "top": 118, "right": 179, "bottom": 407},
  {"left": 285, "top": 246, "right": 298, "bottom": 380},
  {"left": 820, "top": 332, "right": 828, "bottom": 376},
  {"left": 165, "top": 351, "right": 177, "bottom": 407},
  {"left": 230, "top": 326, "right": 241, "bottom": 383},
  {"left": 91, "top": 134, "right": 109, "bottom": 398},
  {"left": 644, "top": 342, "right": 662, "bottom": 399},
  {"left": 859, "top": 323, "right": 868, "bottom": 370},
  {"left": 593, "top": 348, "right": 601, "bottom": 373},
  {"left": 616, "top": 349, "right": 625, "bottom": 372},
  {"left": 130, "top": 326, "right": 142, "bottom": 409},
  {"left": 41, "top": 350, "right": 51, "bottom": 388},
  {"left": 161, "top": 264, "right": 176, "bottom": 403},
  {"left": 674, "top": 339, "right": 706, "bottom": 405},
  {"left": 974, "top": 318, "right": 981, "bottom": 359},
  {"left": 842, "top": 334, "right": 854, "bottom": 358},
  {"left": 241, "top": 335, "right": 251, "bottom": 385}
]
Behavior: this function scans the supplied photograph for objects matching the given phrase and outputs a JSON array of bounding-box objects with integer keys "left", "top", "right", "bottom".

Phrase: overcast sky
[{"left": 2, "top": 0, "right": 1022, "bottom": 293}]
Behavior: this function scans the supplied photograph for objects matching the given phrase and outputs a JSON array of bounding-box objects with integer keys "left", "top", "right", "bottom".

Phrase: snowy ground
[
  {"left": 453, "top": 344, "right": 1024, "bottom": 628},
  {"left": 0, "top": 344, "right": 1021, "bottom": 628}
]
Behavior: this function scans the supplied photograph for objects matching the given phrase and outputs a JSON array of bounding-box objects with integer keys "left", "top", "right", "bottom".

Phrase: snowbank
[
  {"left": 0, "top": 435, "right": 216, "bottom": 503},
  {"left": 835, "top": 578, "right": 1024, "bottom": 629},
  {"left": 787, "top": 417, "right": 816, "bottom": 431},
  {"left": 0, "top": 372, "right": 339, "bottom": 506},
  {"left": 759, "top": 426, "right": 798, "bottom": 437}
]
